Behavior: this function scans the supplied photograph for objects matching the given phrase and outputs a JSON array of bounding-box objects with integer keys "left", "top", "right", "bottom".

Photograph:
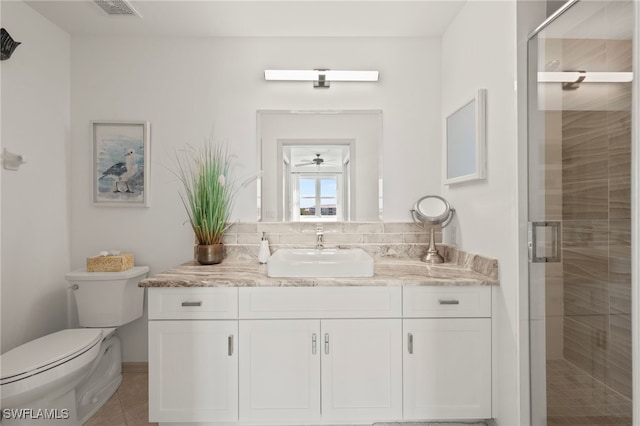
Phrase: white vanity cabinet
[
  {"left": 402, "top": 286, "right": 492, "bottom": 420},
  {"left": 238, "top": 287, "right": 403, "bottom": 424},
  {"left": 238, "top": 319, "right": 321, "bottom": 423},
  {"left": 147, "top": 284, "right": 492, "bottom": 425},
  {"left": 148, "top": 288, "right": 239, "bottom": 423},
  {"left": 320, "top": 318, "right": 402, "bottom": 422}
]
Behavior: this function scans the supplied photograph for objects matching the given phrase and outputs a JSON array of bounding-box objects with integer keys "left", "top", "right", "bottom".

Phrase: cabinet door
[
  {"left": 239, "top": 320, "right": 321, "bottom": 424},
  {"left": 403, "top": 318, "right": 491, "bottom": 419},
  {"left": 321, "top": 319, "right": 402, "bottom": 422},
  {"left": 148, "top": 320, "right": 238, "bottom": 423}
]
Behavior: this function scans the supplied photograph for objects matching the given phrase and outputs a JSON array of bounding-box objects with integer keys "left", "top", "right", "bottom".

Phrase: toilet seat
[{"left": 1, "top": 329, "right": 103, "bottom": 385}]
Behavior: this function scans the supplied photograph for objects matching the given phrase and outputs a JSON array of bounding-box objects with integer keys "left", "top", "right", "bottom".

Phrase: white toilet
[{"left": 0, "top": 266, "right": 149, "bottom": 425}]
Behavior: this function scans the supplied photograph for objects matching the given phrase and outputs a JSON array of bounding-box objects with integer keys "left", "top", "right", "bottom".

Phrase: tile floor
[
  {"left": 87, "top": 358, "right": 635, "bottom": 426},
  {"left": 85, "top": 369, "right": 156, "bottom": 426},
  {"left": 546, "top": 359, "right": 632, "bottom": 426}
]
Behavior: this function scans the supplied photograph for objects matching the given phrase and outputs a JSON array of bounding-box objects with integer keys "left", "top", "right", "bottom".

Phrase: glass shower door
[{"left": 528, "top": 1, "right": 634, "bottom": 424}]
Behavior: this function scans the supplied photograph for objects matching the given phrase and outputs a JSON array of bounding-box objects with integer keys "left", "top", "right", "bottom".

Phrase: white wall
[
  {"left": 70, "top": 36, "right": 441, "bottom": 361},
  {"left": 0, "top": 1, "right": 71, "bottom": 353},
  {"left": 440, "top": 2, "right": 519, "bottom": 425}
]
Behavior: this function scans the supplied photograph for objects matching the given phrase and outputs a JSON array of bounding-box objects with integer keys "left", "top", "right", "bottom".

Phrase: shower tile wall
[
  {"left": 545, "top": 110, "right": 564, "bottom": 361},
  {"left": 560, "top": 38, "right": 632, "bottom": 399}
]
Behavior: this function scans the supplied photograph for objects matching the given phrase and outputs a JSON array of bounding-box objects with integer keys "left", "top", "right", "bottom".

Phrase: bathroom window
[{"left": 293, "top": 175, "right": 341, "bottom": 221}]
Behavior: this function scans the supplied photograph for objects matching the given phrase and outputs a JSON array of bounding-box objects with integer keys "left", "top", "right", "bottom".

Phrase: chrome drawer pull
[
  {"left": 438, "top": 299, "right": 460, "bottom": 305},
  {"left": 312, "top": 334, "right": 317, "bottom": 355},
  {"left": 181, "top": 301, "right": 202, "bottom": 307},
  {"left": 408, "top": 333, "right": 414, "bottom": 354},
  {"left": 228, "top": 335, "right": 234, "bottom": 356},
  {"left": 324, "top": 334, "right": 330, "bottom": 355}
]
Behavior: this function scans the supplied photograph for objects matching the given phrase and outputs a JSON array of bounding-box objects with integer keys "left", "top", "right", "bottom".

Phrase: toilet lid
[{"left": 0, "top": 329, "right": 103, "bottom": 382}]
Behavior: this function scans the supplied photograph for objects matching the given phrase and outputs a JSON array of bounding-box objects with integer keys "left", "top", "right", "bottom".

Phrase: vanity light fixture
[
  {"left": 264, "top": 69, "right": 379, "bottom": 88},
  {"left": 538, "top": 71, "right": 633, "bottom": 90}
]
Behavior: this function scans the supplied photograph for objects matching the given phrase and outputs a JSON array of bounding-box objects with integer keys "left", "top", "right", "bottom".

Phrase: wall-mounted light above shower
[{"left": 538, "top": 71, "right": 633, "bottom": 90}]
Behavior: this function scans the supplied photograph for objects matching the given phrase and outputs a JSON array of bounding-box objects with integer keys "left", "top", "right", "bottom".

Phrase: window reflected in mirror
[
  {"left": 286, "top": 144, "right": 350, "bottom": 222},
  {"left": 257, "top": 110, "right": 382, "bottom": 222}
]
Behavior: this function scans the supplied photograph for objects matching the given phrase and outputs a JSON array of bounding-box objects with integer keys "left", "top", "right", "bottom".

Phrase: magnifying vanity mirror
[
  {"left": 257, "top": 110, "right": 382, "bottom": 222},
  {"left": 410, "top": 195, "right": 455, "bottom": 263}
]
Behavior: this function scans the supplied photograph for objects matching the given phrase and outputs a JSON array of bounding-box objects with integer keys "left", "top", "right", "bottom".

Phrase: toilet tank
[{"left": 66, "top": 266, "right": 150, "bottom": 327}]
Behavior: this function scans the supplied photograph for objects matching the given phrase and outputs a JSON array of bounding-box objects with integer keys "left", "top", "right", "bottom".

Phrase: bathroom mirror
[
  {"left": 257, "top": 110, "right": 382, "bottom": 222},
  {"left": 444, "top": 89, "right": 487, "bottom": 185}
]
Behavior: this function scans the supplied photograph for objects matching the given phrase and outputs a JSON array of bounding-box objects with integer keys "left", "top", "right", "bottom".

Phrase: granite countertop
[{"left": 139, "top": 257, "right": 499, "bottom": 288}]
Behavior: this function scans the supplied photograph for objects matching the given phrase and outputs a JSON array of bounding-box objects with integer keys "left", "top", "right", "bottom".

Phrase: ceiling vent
[{"left": 94, "top": 0, "right": 141, "bottom": 17}]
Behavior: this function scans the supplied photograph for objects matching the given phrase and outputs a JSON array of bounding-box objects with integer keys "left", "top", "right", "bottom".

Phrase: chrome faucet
[{"left": 316, "top": 225, "right": 324, "bottom": 250}]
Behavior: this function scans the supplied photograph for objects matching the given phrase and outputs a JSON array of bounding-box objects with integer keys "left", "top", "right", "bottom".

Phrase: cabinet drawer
[
  {"left": 148, "top": 288, "right": 238, "bottom": 319},
  {"left": 403, "top": 286, "right": 491, "bottom": 318},
  {"left": 239, "top": 287, "right": 402, "bottom": 319}
]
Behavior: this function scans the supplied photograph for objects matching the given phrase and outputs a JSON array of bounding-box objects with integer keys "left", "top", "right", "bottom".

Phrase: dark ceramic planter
[{"left": 196, "top": 243, "right": 223, "bottom": 265}]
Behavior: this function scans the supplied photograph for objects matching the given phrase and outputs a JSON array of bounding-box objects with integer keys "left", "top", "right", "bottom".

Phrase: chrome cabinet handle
[
  {"left": 324, "top": 333, "right": 330, "bottom": 355},
  {"left": 228, "top": 335, "right": 234, "bottom": 356},
  {"left": 312, "top": 334, "right": 317, "bottom": 355},
  {"left": 408, "top": 333, "right": 414, "bottom": 354},
  {"left": 181, "top": 301, "right": 202, "bottom": 307},
  {"left": 438, "top": 299, "right": 460, "bottom": 305}
]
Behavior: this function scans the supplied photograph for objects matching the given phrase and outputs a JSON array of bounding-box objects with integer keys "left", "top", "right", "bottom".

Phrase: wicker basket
[{"left": 86, "top": 253, "right": 134, "bottom": 272}]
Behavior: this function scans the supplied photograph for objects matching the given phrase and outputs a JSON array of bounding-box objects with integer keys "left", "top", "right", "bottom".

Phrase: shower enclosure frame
[
  {"left": 632, "top": 2, "right": 638, "bottom": 422},
  {"left": 524, "top": 1, "right": 639, "bottom": 424}
]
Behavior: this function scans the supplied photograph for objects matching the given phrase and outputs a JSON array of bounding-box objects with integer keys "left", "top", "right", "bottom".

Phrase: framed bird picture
[{"left": 92, "top": 121, "right": 150, "bottom": 207}]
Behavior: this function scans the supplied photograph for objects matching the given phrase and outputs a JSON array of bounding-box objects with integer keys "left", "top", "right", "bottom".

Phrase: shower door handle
[{"left": 528, "top": 221, "right": 561, "bottom": 263}]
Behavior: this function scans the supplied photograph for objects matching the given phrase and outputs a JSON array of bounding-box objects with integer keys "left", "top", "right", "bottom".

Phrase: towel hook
[{"left": 2, "top": 148, "right": 26, "bottom": 171}]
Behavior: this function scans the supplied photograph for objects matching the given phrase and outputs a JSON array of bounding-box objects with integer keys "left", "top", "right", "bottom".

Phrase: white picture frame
[
  {"left": 92, "top": 121, "right": 150, "bottom": 207},
  {"left": 444, "top": 89, "right": 486, "bottom": 185}
]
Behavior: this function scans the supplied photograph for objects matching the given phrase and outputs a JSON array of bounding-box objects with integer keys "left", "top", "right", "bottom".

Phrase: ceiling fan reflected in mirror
[{"left": 295, "top": 153, "right": 325, "bottom": 167}]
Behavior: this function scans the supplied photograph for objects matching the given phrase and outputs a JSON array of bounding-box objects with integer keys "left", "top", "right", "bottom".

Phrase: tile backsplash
[{"left": 223, "top": 221, "right": 440, "bottom": 260}]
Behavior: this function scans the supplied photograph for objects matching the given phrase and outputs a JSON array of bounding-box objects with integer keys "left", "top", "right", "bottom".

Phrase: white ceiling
[
  {"left": 289, "top": 145, "right": 349, "bottom": 168},
  {"left": 25, "top": 0, "right": 466, "bottom": 37}
]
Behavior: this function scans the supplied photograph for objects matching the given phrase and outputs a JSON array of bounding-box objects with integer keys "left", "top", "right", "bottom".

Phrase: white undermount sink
[{"left": 267, "top": 248, "right": 374, "bottom": 278}]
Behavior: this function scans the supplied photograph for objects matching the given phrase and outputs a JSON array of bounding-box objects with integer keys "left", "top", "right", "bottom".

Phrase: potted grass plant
[{"left": 174, "top": 141, "right": 238, "bottom": 265}]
